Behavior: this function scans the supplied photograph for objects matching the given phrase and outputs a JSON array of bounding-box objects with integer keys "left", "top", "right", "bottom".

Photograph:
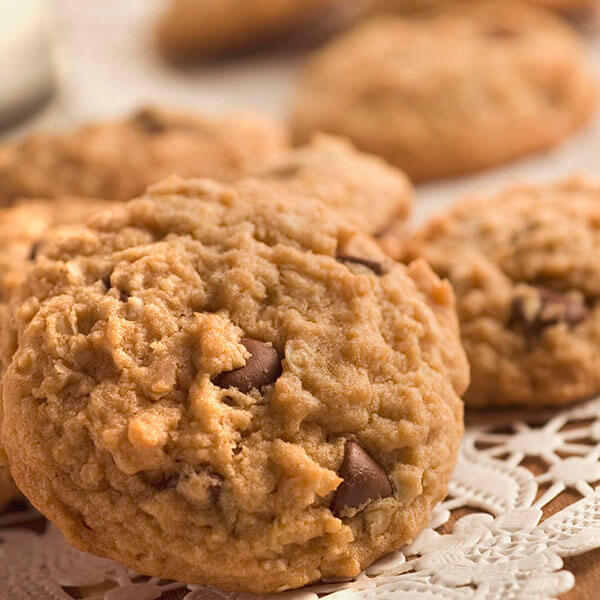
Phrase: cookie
[
  {"left": 290, "top": 3, "right": 597, "bottom": 182},
  {"left": 156, "top": 0, "right": 348, "bottom": 60},
  {"left": 404, "top": 177, "right": 600, "bottom": 408},
  {"left": 0, "top": 197, "right": 116, "bottom": 301},
  {"left": 251, "top": 134, "right": 412, "bottom": 235},
  {"left": 535, "top": 0, "right": 598, "bottom": 12},
  {"left": 0, "top": 106, "right": 286, "bottom": 206},
  {"left": 0, "top": 196, "right": 118, "bottom": 507},
  {"left": 0, "top": 464, "right": 18, "bottom": 508},
  {"left": 1, "top": 176, "right": 467, "bottom": 592},
  {"left": 371, "top": 0, "right": 597, "bottom": 15}
]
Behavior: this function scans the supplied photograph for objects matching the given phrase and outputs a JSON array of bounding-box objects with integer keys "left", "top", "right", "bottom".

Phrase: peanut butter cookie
[
  {"left": 0, "top": 106, "right": 285, "bottom": 205},
  {"left": 291, "top": 3, "right": 596, "bottom": 181},
  {"left": 252, "top": 134, "right": 412, "bottom": 235},
  {"left": 157, "top": 0, "right": 348, "bottom": 60},
  {"left": 2, "top": 176, "right": 467, "bottom": 591},
  {"left": 405, "top": 178, "right": 600, "bottom": 408},
  {"left": 0, "top": 196, "right": 118, "bottom": 508}
]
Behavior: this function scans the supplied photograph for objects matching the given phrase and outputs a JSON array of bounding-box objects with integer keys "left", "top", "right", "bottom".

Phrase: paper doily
[{"left": 4, "top": 397, "right": 600, "bottom": 600}]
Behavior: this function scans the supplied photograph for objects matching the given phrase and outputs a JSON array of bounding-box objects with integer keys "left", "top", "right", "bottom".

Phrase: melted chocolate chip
[
  {"left": 214, "top": 338, "right": 281, "bottom": 393},
  {"left": 336, "top": 255, "right": 384, "bottom": 276},
  {"left": 331, "top": 440, "right": 393, "bottom": 517},
  {"left": 511, "top": 286, "right": 589, "bottom": 335},
  {"left": 486, "top": 26, "right": 518, "bottom": 39},
  {"left": 132, "top": 109, "right": 168, "bottom": 134},
  {"left": 150, "top": 472, "right": 179, "bottom": 491},
  {"left": 29, "top": 241, "right": 42, "bottom": 261},
  {"left": 206, "top": 471, "right": 223, "bottom": 504}
]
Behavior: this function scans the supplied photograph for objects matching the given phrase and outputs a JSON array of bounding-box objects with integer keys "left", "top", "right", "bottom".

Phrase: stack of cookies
[{"left": 0, "top": 0, "right": 599, "bottom": 594}]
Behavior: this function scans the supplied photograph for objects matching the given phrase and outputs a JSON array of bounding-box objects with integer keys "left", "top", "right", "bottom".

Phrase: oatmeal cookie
[
  {"left": 0, "top": 197, "right": 117, "bottom": 508},
  {"left": 2, "top": 176, "right": 467, "bottom": 592},
  {"left": 371, "top": 0, "right": 597, "bottom": 15},
  {"left": 0, "top": 197, "right": 115, "bottom": 301},
  {"left": 157, "top": 0, "right": 347, "bottom": 60},
  {"left": 0, "top": 464, "right": 17, "bottom": 507},
  {"left": 290, "top": 3, "right": 597, "bottom": 181},
  {"left": 0, "top": 106, "right": 285, "bottom": 205},
  {"left": 251, "top": 134, "right": 412, "bottom": 235},
  {"left": 405, "top": 177, "right": 600, "bottom": 408}
]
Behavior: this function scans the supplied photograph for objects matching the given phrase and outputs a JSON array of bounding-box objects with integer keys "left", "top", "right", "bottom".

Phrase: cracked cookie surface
[
  {"left": 405, "top": 178, "right": 600, "bottom": 408},
  {"left": 1, "top": 176, "right": 467, "bottom": 592},
  {"left": 0, "top": 106, "right": 285, "bottom": 206},
  {"left": 290, "top": 2, "right": 596, "bottom": 181},
  {"left": 251, "top": 134, "right": 412, "bottom": 235}
]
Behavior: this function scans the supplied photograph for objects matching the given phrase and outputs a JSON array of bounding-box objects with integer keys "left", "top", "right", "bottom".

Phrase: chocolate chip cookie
[
  {"left": 0, "top": 464, "right": 17, "bottom": 508},
  {"left": 251, "top": 134, "right": 412, "bottom": 235},
  {"left": 1, "top": 176, "right": 467, "bottom": 592},
  {"left": 405, "top": 177, "right": 600, "bottom": 408},
  {"left": 0, "top": 196, "right": 117, "bottom": 507},
  {"left": 371, "top": 0, "right": 597, "bottom": 15},
  {"left": 156, "top": 0, "right": 349, "bottom": 60},
  {"left": 0, "top": 197, "right": 115, "bottom": 302},
  {"left": 0, "top": 106, "right": 285, "bottom": 205},
  {"left": 290, "top": 2, "right": 597, "bottom": 181}
]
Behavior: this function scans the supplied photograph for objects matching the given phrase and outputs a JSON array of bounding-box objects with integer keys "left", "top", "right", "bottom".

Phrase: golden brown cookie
[
  {"left": 0, "top": 106, "right": 286, "bottom": 205},
  {"left": 290, "top": 3, "right": 597, "bottom": 181},
  {"left": 251, "top": 134, "right": 412, "bottom": 235},
  {"left": 2, "top": 176, "right": 467, "bottom": 592},
  {"left": 0, "top": 196, "right": 119, "bottom": 508},
  {"left": 157, "top": 0, "right": 346, "bottom": 60},
  {"left": 371, "top": 0, "right": 597, "bottom": 15},
  {"left": 405, "top": 177, "right": 600, "bottom": 408},
  {"left": 0, "top": 464, "right": 18, "bottom": 508}
]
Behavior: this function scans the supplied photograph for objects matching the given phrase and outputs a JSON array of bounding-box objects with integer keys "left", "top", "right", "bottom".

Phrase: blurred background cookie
[
  {"left": 404, "top": 178, "right": 600, "bottom": 408},
  {"left": 0, "top": 106, "right": 286, "bottom": 205},
  {"left": 290, "top": 1, "right": 597, "bottom": 182},
  {"left": 156, "top": 0, "right": 367, "bottom": 61},
  {"left": 370, "top": 0, "right": 598, "bottom": 15},
  {"left": 251, "top": 134, "right": 412, "bottom": 234}
]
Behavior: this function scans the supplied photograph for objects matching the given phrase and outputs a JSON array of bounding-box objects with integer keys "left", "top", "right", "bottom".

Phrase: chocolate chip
[
  {"left": 150, "top": 472, "right": 179, "bottom": 491},
  {"left": 132, "top": 108, "right": 168, "bottom": 134},
  {"left": 206, "top": 471, "right": 223, "bottom": 504},
  {"left": 29, "top": 241, "right": 42, "bottom": 261},
  {"left": 511, "top": 286, "right": 589, "bottom": 335},
  {"left": 264, "top": 163, "right": 301, "bottom": 179},
  {"left": 101, "top": 275, "right": 112, "bottom": 289},
  {"left": 336, "top": 255, "right": 384, "bottom": 276},
  {"left": 331, "top": 440, "right": 393, "bottom": 517},
  {"left": 213, "top": 338, "right": 282, "bottom": 393},
  {"left": 486, "top": 26, "right": 518, "bottom": 39}
]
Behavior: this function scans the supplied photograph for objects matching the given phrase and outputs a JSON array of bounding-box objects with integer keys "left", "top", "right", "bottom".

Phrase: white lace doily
[{"left": 4, "top": 397, "right": 600, "bottom": 600}]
